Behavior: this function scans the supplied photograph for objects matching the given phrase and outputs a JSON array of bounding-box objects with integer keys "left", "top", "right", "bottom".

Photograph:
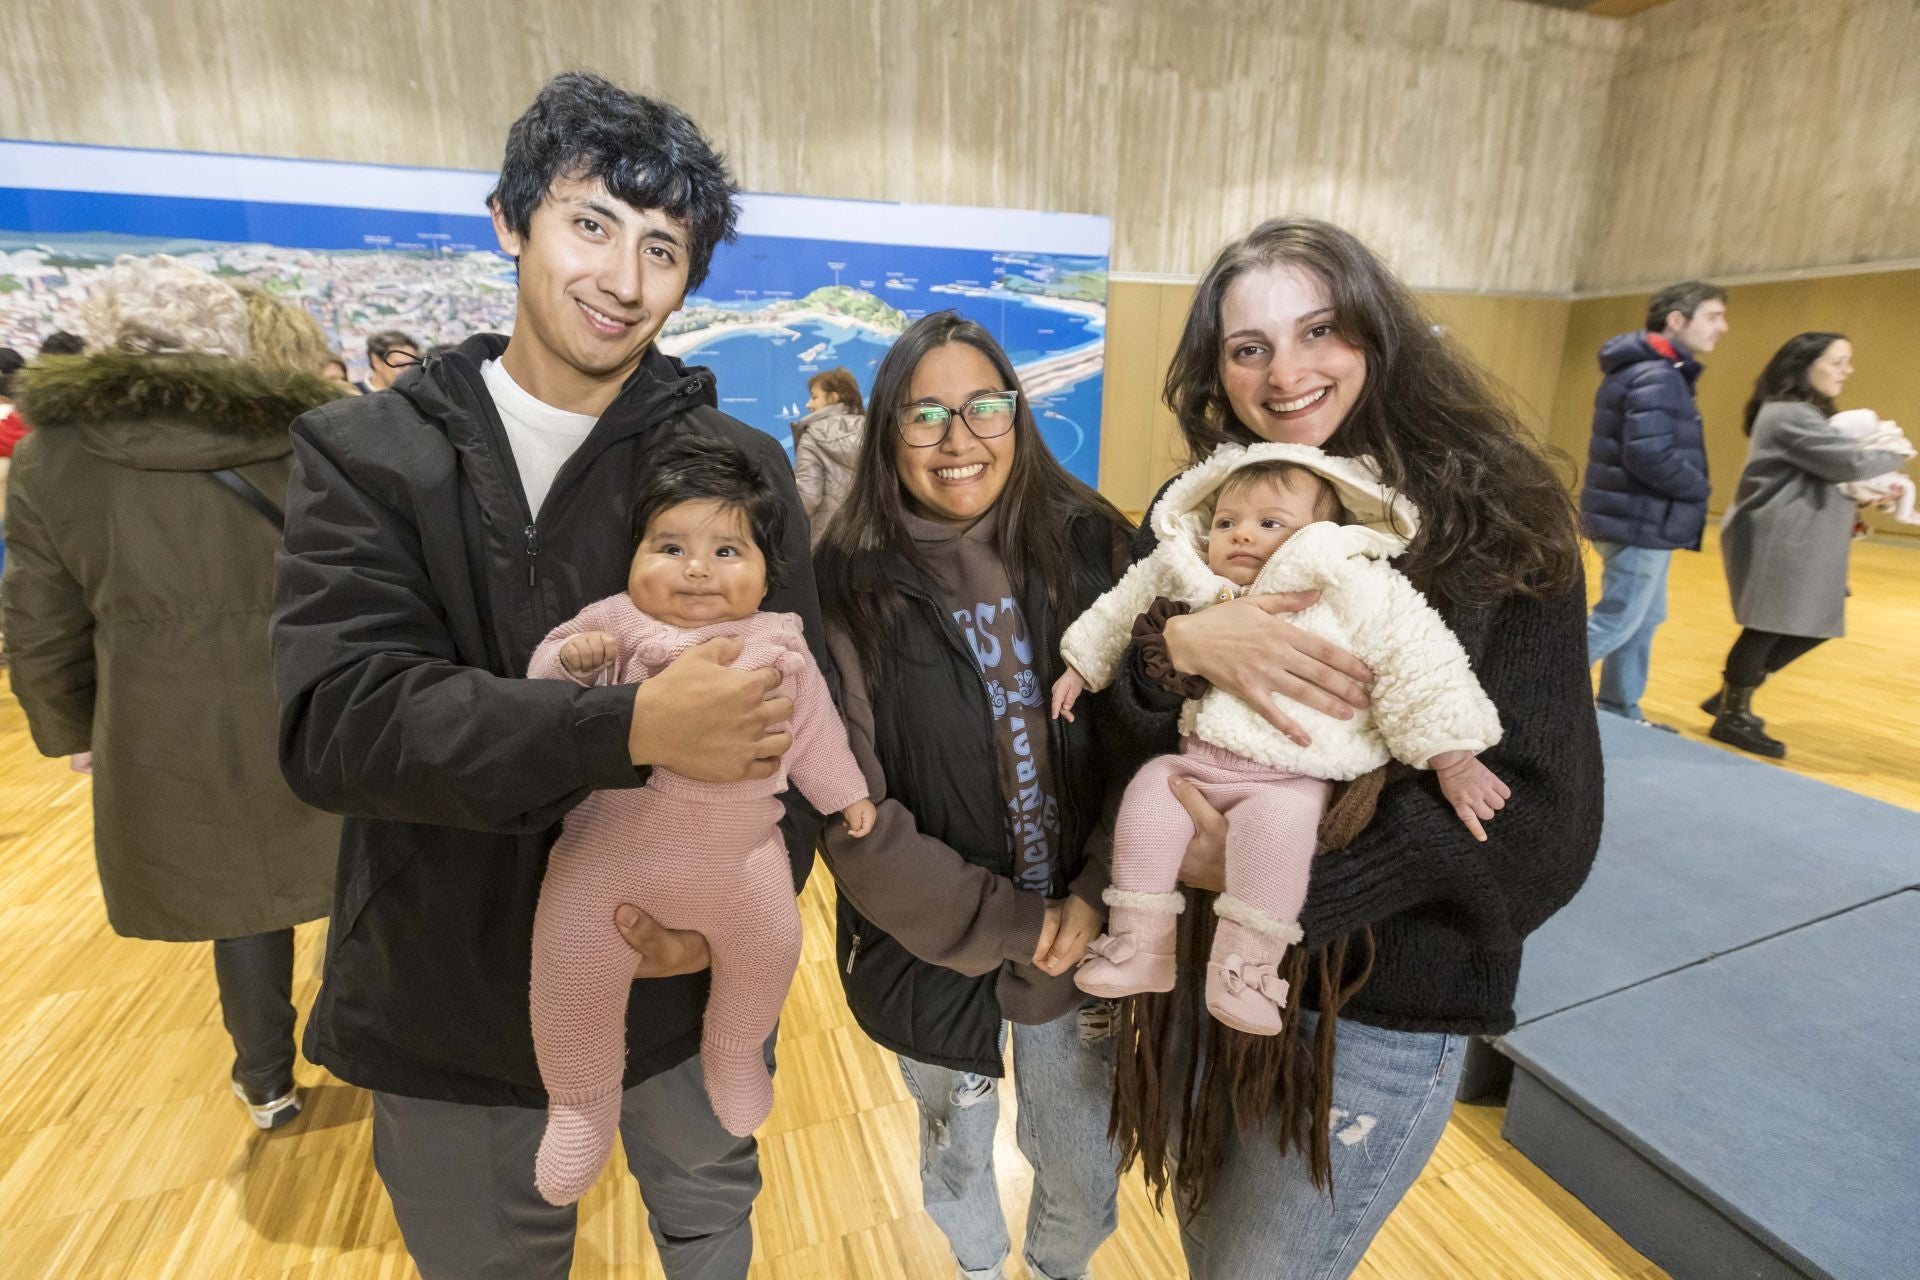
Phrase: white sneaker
[{"left": 231, "top": 1075, "right": 303, "bottom": 1130}]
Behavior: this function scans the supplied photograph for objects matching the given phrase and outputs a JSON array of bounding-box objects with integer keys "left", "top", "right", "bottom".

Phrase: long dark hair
[
  {"left": 816, "top": 310, "right": 1127, "bottom": 686},
  {"left": 1163, "top": 218, "right": 1579, "bottom": 607},
  {"left": 1744, "top": 331, "right": 1844, "bottom": 437}
]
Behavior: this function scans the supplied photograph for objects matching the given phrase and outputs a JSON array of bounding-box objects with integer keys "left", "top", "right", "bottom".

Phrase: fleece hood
[{"left": 1147, "top": 442, "right": 1420, "bottom": 592}]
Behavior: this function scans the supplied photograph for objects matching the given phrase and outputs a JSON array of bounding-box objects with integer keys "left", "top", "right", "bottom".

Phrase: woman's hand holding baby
[
  {"left": 1162, "top": 592, "right": 1374, "bottom": 746},
  {"left": 1033, "top": 894, "right": 1103, "bottom": 974}
]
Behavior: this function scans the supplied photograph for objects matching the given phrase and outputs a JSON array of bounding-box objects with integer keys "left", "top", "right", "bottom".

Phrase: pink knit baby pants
[
  {"left": 1113, "top": 738, "right": 1332, "bottom": 929},
  {"left": 530, "top": 782, "right": 799, "bottom": 1205}
]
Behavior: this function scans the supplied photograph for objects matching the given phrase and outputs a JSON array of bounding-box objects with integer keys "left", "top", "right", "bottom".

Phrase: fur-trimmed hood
[
  {"left": 1149, "top": 442, "right": 1420, "bottom": 589},
  {"left": 15, "top": 351, "right": 346, "bottom": 472}
]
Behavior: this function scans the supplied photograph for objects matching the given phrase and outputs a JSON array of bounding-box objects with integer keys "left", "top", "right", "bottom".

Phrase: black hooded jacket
[{"left": 271, "top": 335, "right": 824, "bottom": 1105}]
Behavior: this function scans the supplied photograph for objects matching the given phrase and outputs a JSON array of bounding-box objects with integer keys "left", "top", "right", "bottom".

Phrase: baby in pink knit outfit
[{"left": 526, "top": 439, "right": 872, "bottom": 1206}]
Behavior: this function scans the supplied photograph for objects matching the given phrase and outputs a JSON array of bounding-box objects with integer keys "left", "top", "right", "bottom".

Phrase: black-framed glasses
[{"left": 895, "top": 391, "right": 1020, "bottom": 448}]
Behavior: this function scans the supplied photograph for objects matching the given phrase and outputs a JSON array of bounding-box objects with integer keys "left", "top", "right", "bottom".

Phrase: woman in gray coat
[
  {"left": 1709, "top": 332, "right": 1908, "bottom": 757},
  {"left": 790, "top": 366, "right": 866, "bottom": 545}
]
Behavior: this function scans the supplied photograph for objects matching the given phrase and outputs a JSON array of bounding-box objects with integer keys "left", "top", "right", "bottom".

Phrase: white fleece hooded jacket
[
  {"left": 1829, "top": 408, "right": 1918, "bottom": 524},
  {"left": 1061, "top": 442, "right": 1502, "bottom": 780}
]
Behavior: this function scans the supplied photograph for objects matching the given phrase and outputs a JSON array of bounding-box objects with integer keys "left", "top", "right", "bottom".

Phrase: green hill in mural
[
  {"left": 796, "top": 285, "right": 907, "bottom": 332},
  {"left": 996, "top": 270, "right": 1107, "bottom": 304}
]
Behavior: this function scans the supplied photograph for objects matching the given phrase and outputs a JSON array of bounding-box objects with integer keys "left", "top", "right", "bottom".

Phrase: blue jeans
[
  {"left": 1585, "top": 540, "right": 1673, "bottom": 720},
  {"left": 896, "top": 1002, "right": 1121, "bottom": 1280},
  {"left": 1178, "top": 1011, "right": 1467, "bottom": 1280}
]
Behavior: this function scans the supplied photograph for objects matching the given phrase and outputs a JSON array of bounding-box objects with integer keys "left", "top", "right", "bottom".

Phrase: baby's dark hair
[
  {"left": 631, "top": 434, "right": 788, "bottom": 587},
  {"left": 1217, "top": 460, "right": 1345, "bottom": 523}
]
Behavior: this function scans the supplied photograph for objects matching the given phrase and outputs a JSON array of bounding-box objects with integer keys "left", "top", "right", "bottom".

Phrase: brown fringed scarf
[{"left": 1108, "top": 766, "right": 1386, "bottom": 1215}]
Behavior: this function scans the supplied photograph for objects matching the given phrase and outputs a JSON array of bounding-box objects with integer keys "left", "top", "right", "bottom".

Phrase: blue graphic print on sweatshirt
[{"left": 953, "top": 595, "right": 1060, "bottom": 895}]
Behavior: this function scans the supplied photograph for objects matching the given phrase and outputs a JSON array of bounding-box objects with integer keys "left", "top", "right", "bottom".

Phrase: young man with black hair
[
  {"left": 1580, "top": 279, "right": 1729, "bottom": 730},
  {"left": 272, "top": 72, "right": 817, "bottom": 1279}
]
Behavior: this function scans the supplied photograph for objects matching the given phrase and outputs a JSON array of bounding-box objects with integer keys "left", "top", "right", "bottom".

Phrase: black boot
[
  {"left": 1701, "top": 675, "right": 1766, "bottom": 726},
  {"left": 1708, "top": 682, "right": 1785, "bottom": 758}
]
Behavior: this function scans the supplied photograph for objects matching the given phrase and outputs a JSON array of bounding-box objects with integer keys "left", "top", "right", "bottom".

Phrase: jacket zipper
[
  {"left": 921, "top": 594, "right": 997, "bottom": 713},
  {"left": 449, "top": 359, "right": 548, "bottom": 629},
  {"left": 1039, "top": 627, "right": 1080, "bottom": 897},
  {"left": 842, "top": 596, "right": 994, "bottom": 980},
  {"left": 889, "top": 577, "right": 1000, "bottom": 710},
  {"left": 507, "top": 369, "right": 710, "bottom": 599}
]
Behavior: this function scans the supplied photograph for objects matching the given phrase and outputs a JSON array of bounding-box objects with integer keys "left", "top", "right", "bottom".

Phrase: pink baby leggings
[
  {"left": 1113, "top": 739, "right": 1332, "bottom": 926},
  {"left": 530, "top": 785, "right": 798, "bottom": 1205}
]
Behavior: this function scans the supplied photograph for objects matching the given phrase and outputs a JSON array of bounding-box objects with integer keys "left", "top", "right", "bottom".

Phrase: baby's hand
[
  {"left": 560, "top": 631, "right": 618, "bottom": 681},
  {"left": 1050, "top": 667, "right": 1088, "bottom": 722},
  {"left": 1432, "top": 750, "right": 1511, "bottom": 843},
  {"left": 841, "top": 799, "right": 876, "bottom": 839}
]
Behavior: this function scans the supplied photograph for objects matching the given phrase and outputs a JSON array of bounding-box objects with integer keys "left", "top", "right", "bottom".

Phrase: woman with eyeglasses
[{"left": 813, "top": 310, "right": 1141, "bottom": 1280}]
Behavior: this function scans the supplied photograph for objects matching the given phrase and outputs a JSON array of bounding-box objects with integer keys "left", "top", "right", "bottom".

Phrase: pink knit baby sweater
[{"left": 525, "top": 596, "right": 866, "bottom": 1204}]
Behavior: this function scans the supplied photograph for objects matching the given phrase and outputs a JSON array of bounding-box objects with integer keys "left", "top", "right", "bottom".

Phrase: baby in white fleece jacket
[
  {"left": 1050, "top": 443, "right": 1506, "bottom": 1035},
  {"left": 1830, "top": 408, "right": 1918, "bottom": 525}
]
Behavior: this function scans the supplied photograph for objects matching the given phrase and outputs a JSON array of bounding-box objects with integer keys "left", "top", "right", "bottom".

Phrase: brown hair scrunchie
[
  {"left": 1107, "top": 638, "right": 1389, "bottom": 1215},
  {"left": 1132, "top": 597, "right": 1211, "bottom": 700}
]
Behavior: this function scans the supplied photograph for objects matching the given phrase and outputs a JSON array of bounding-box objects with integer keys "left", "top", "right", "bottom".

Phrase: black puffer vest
[{"left": 832, "top": 508, "right": 1121, "bottom": 1075}]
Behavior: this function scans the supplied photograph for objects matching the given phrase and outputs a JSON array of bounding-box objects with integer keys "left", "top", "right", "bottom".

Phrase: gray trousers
[
  {"left": 211, "top": 928, "right": 297, "bottom": 1097},
  {"left": 372, "top": 1047, "right": 766, "bottom": 1279}
]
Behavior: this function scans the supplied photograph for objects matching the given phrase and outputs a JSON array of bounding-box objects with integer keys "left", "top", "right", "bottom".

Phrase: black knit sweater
[{"left": 1108, "top": 523, "right": 1605, "bottom": 1037}]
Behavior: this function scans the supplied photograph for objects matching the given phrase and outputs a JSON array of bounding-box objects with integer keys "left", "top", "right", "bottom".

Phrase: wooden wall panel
[
  {"left": 1098, "top": 279, "right": 1576, "bottom": 513},
  {"left": 1578, "top": 0, "right": 1920, "bottom": 289},
  {"left": 1112, "top": 267, "right": 1919, "bottom": 540},
  {"left": 0, "top": 0, "right": 1622, "bottom": 290},
  {"left": 1550, "top": 269, "right": 1920, "bottom": 543},
  {"left": 1422, "top": 292, "right": 1576, "bottom": 440},
  {"left": 1094, "top": 282, "right": 1166, "bottom": 516}
]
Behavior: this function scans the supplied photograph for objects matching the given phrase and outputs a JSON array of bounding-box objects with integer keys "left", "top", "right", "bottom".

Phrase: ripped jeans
[
  {"left": 895, "top": 1001, "right": 1122, "bottom": 1280},
  {"left": 1176, "top": 1009, "right": 1467, "bottom": 1279}
]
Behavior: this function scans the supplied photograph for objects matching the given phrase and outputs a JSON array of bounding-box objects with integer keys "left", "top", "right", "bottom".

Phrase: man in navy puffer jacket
[{"left": 1580, "top": 280, "right": 1728, "bottom": 727}]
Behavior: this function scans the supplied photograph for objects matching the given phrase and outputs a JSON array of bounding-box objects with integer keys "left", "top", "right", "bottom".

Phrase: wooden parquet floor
[{"left": 1, "top": 530, "right": 1910, "bottom": 1278}]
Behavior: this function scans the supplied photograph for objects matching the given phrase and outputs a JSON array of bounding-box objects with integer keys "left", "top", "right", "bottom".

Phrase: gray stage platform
[{"left": 1486, "top": 717, "right": 1920, "bottom": 1280}]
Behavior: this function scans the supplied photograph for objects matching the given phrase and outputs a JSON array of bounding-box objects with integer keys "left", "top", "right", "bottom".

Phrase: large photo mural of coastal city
[{"left": 0, "top": 141, "right": 1110, "bottom": 484}]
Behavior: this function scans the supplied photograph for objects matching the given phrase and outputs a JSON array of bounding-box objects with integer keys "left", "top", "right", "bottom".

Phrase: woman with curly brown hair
[{"left": 1103, "top": 219, "right": 1603, "bottom": 1279}]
